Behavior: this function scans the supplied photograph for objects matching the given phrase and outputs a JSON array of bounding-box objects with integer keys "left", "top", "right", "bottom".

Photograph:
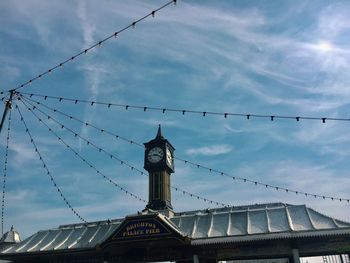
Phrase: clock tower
[{"left": 144, "top": 125, "right": 174, "bottom": 211}]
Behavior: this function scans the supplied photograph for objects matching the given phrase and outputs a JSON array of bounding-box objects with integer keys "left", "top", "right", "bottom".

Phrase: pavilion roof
[
  {"left": 170, "top": 203, "right": 350, "bottom": 245},
  {"left": 1, "top": 203, "right": 349, "bottom": 254}
]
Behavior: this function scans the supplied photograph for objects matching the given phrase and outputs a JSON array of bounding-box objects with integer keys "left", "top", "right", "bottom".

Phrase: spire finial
[{"left": 156, "top": 124, "right": 163, "bottom": 139}]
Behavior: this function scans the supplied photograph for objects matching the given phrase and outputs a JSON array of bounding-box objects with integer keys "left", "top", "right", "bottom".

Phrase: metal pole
[
  {"left": 292, "top": 249, "right": 301, "bottom": 263},
  {"left": 0, "top": 91, "right": 14, "bottom": 134}
]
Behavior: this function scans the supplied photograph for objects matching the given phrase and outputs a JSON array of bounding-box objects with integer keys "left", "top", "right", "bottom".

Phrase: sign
[{"left": 112, "top": 218, "right": 171, "bottom": 240}]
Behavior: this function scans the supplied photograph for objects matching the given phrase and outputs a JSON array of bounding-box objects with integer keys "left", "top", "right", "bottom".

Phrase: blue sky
[{"left": 0, "top": 0, "right": 350, "bottom": 242}]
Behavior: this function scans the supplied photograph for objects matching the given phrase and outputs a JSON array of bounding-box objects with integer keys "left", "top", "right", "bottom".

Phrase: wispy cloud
[
  {"left": 135, "top": 118, "right": 179, "bottom": 127},
  {"left": 135, "top": 1, "right": 350, "bottom": 115},
  {"left": 186, "top": 144, "right": 233, "bottom": 156},
  {"left": 7, "top": 141, "right": 36, "bottom": 167},
  {"left": 75, "top": 1, "right": 104, "bottom": 150},
  {"left": 76, "top": 1, "right": 95, "bottom": 46}
]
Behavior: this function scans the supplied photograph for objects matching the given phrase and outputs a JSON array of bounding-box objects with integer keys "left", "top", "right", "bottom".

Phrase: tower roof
[
  {"left": 155, "top": 124, "right": 163, "bottom": 139},
  {"left": 0, "top": 226, "right": 21, "bottom": 244}
]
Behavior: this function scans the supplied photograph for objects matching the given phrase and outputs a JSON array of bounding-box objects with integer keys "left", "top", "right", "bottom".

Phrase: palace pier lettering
[{"left": 112, "top": 218, "right": 170, "bottom": 240}]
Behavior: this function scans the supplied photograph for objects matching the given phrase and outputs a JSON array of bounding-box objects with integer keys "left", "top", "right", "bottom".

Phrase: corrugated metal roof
[
  {"left": 1, "top": 203, "right": 349, "bottom": 254},
  {"left": 169, "top": 203, "right": 350, "bottom": 245},
  {"left": 0, "top": 226, "right": 21, "bottom": 244},
  {"left": 1, "top": 219, "right": 123, "bottom": 254}
]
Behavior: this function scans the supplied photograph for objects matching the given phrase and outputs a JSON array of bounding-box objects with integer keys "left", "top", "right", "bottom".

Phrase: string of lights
[
  {"left": 8, "top": 0, "right": 177, "bottom": 92},
  {"left": 14, "top": 103, "right": 87, "bottom": 223},
  {"left": 19, "top": 96, "right": 227, "bottom": 207},
  {"left": 19, "top": 94, "right": 350, "bottom": 203},
  {"left": 20, "top": 96, "right": 144, "bottom": 173},
  {"left": 19, "top": 91, "right": 350, "bottom": 124},
  {"left": 172, "top": 186, "right": 230, "bottom": 207},
  {"left": 174, "top": 156, "right": 350, "bottom": 203},
  {"left": 19, "top": 98, "right": 147, "bottom": 204},
  {"left": 1, "top": 110, "right": 12, "bottom": 235},
  {"left": 20, "top": 94, "right": 143, "bottom": 147}
]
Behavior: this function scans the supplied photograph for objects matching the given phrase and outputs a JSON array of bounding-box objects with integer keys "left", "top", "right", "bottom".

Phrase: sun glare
[{"left": 318, "top": 41, "right": 333, "bottom": 52}]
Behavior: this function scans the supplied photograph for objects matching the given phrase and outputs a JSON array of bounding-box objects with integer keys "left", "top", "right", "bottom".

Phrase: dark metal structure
[
  {"left": 0, "top": 128, "right": 349, "bottom": 262},
  {"left": 144, "top": 125, "right": 175, "bottom": 211}
]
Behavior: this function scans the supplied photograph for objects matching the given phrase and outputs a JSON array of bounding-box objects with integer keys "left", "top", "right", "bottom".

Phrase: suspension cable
[
  {"left": 9, "top": 0, "right": 177, "bottom": 92},
  {"left": 18, "top": 91, "right": 350, "bottom": 124},
  {"left": 19, "top": 98, "right": 147, "bottom": 203},
  {"left": 19, "top": 94, "right": 350, "bottom": 203},
  {"left": 14, "top": 102, "right": 87, "bottom": 223},
  {"left": 20, "top": 94, "right": 143, "bottom": 146},
  {"left": 20, "top": 96, "right": 226, "bottom": 207},
  {"left": 20, "top": 96, "right": 145, "bottom": 172}
]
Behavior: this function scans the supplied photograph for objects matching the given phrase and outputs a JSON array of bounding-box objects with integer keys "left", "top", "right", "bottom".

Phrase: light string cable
[
  {"left": 174, "top": 157, "right": 348, "bottom": 203},
  {"left": 8, "top": 0, "right": 177, "bottom": 92},
  {"left": 171, "top": 186, "right": 229, "bottom": 207},
  {"left": 19, "top": 95, "right": 228, "bottom": 207},
  {"left": 19, "top": 94, "right": 350, "bottom": 203},
  {"left": 21, "top": 94, "right": 143, "bottom": 147},
  {"left": 19, "top": 98, "right": 146, "bottom": 203},
  {"left": 19, "top": 92, "right": 350, "bottom": 124},
  {"left": 1, "top": 109, "right": 12, "bottom": 235},
  {"left": 14, "top": 102, "right": 87, "bottom": 223}
]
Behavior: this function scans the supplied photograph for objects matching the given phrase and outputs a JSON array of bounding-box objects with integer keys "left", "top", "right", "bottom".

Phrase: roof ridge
[{"left": 174, "top": 202, "right": 294, "bottom": 216}]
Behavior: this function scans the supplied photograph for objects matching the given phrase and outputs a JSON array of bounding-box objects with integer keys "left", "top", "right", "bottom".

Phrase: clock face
[
  {"left": 147, "top": 147, "right": 164, "bottom": 163},
  {"left": 166, "top": 148, "right": 173, "bottom": 165}
]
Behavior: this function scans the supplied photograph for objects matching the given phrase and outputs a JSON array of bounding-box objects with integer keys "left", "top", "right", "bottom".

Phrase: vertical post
[
  {"left": 193, "top": 255, "right": 199, "bottom": 263},
  {"left": 292, "top": 249, "right": 301, "bottom": 263},
  {"left": 0, "top": 91, "right": 14, "bottom": 134}
]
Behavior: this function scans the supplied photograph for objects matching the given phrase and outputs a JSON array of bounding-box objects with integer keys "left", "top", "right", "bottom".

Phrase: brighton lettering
[{"left": 121, "top": 221, "right": 162, "bottom": 237}]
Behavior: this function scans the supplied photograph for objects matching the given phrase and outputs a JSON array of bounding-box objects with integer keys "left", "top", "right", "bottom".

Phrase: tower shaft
[{"left": 147, "top": 170, "right": 172, "bottom": 210}]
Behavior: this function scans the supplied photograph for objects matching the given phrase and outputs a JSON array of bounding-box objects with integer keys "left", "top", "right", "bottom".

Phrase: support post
[
  {"left": 291, "top": 249, "right": 301, "bottom": 263},
  {"left": 0, "top": 90, "right": 14, "bottom": 134},
  {"left": 193, "top": 255, "right": 199, "bottom": 263}
]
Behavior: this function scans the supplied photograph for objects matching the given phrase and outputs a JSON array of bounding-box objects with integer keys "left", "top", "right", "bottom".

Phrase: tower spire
[{"left": 156, "top": 124, "right": 163, "bottom": 139}]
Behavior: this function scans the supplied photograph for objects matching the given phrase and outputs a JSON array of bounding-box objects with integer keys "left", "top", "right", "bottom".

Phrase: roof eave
[{"left": 191, "top": 227, "right": 350, "bottom": 245}]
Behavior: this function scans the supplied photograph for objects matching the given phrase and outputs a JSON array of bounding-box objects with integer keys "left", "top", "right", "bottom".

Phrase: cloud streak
[{"left": 186, "top": 144, "right": 233, "bottom": 156}]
